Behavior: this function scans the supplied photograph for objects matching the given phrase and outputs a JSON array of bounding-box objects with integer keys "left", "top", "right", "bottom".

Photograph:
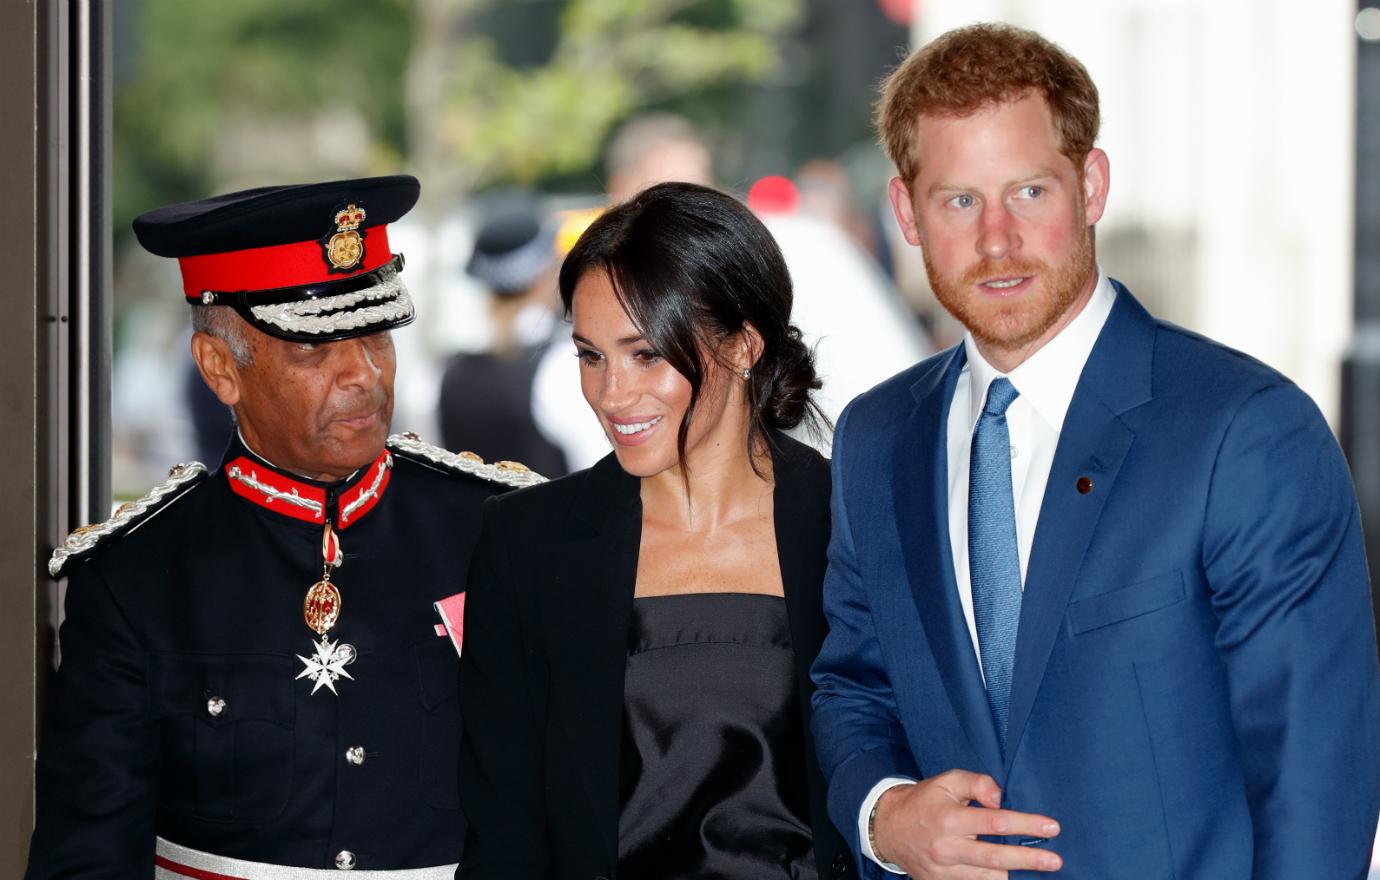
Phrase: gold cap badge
[{"left": 323, "top": 202, "right": 367, "bottom": 272}]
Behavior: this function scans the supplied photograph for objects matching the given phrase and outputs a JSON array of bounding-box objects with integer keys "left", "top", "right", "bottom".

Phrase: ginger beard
[{"left": 923, "top": 201, "right": 1096, "bottom": 355}]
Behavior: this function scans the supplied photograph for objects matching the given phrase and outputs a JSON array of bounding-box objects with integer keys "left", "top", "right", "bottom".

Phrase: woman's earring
[{"left": 741, "top": 367, "right": 751, "bottom": 380}]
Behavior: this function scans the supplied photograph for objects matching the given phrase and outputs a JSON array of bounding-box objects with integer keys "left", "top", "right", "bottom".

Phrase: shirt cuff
[{"left": 858, "top": 776, "right": 916, "bottom": 874}]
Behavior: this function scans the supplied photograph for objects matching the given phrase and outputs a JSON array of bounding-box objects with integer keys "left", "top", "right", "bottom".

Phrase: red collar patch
[
  {"left": 337, "top": 453, "right": 392, "bottom": 527},
  {"left": 224, "top": 450, "right": 393, "bottom": 529}
]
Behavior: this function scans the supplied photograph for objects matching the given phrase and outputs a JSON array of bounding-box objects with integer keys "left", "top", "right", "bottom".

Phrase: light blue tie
[{"left": 969, "top": 377, "right": 1022, "bottom": 750}]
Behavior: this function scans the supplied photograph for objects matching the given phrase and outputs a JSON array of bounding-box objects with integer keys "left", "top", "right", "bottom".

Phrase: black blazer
[{"left": 458, "top": 434, "right": 855, "bottom": 880}]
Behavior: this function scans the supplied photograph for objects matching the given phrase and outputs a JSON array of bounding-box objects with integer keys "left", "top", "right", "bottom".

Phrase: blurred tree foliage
[
  {"left": 114, "top": 0, "right": 802, "bottom": 242},
  {"left": 428, "top": 0, "right": 800, "bottom": 191},
  {"left": 113, "top": 0, "right": 413, "bottom": 244}
]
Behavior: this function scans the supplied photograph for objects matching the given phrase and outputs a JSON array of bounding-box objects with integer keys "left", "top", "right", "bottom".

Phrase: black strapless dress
[{"left": 617, "top": 593, "right": 817, "bottom": 880}]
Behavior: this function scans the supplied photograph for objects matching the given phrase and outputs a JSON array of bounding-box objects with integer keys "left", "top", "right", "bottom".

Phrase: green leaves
[
  {"left": 115, "top": 0, "right": 411, "bottom": 240},
  {"left": 115, "top": 0, "right": 801, "bottom": 232},
  {"left": 440, "top": 0, "right": 801, "bottom": 187}
]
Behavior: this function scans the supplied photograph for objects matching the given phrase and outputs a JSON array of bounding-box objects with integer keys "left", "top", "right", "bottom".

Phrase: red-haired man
[{"left": 811, "top": 23, "right": 1380, "bottom": 879}]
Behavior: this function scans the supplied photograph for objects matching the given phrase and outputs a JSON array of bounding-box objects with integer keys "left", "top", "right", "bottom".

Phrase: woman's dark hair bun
[{"left": 758, "top": 325, "right": 821, "bottom": 432}]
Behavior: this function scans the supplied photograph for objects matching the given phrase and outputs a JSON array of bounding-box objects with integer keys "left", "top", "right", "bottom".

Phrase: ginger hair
[{"left": 877, "top": 23, "right": 1100, "bottom": 186}]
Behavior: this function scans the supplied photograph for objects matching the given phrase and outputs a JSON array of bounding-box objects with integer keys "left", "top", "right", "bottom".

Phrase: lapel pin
[{"left": 1076, "top": 476, "right": 1094, "bottom": 494}]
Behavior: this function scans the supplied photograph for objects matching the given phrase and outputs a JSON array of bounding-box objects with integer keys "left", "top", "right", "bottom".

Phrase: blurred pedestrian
[
  {"left": 604, "top": 113, "right": 714, "bottom": 201},
  {"left": 795, "top": 158, "right": 880, "bottom": 264},
  {"left": 438, "top": 193, "right": 568, "bottom": 476}
]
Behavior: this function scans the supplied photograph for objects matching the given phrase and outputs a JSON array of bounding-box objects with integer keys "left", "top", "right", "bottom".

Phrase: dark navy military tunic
[{"left": 27, "top": 434, "right": 522, "bottom": 877}]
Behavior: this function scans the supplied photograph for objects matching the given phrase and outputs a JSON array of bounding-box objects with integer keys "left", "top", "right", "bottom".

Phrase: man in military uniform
[{"left": 26, "top": 176, "right": 542, "bottom": 879}]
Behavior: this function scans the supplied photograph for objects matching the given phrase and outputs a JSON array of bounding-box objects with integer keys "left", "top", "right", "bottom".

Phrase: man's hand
[{"left": 872, "top": 770, "right": 1062, "bottom": 879}]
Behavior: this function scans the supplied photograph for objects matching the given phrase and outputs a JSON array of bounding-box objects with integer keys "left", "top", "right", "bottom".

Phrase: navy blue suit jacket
[{"left": 810, "top": 284, "right": 1380, "bottom": 878}]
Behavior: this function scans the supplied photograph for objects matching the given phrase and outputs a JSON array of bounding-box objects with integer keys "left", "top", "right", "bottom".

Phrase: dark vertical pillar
[
  {"left": 0, "top": 0, "right": 44, "bottom": 872},
  {"left": 39, "top": 0, "right": 114, "bottom": 699},
  {"left": 83, "top": 2, "right": 114, "bottom": 537},
  {"left": 1341, "top": 2, "right": 1380, "bottom": 652},
  {"left": 0, "top": 0, "right": 112, "bottom": 869}
]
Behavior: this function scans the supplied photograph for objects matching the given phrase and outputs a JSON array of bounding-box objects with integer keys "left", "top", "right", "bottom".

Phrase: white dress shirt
[{"left": 858, "top": 271, "right": 1116, "bottom": 871}]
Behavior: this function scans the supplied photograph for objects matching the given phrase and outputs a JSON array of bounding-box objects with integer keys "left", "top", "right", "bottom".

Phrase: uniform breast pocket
[
  {"left": 415, "top": 637, "right": 462, "bottom": 810},
  {"left": 148, "top": 653, "right": 296, "bottom": 823},
  {"left": 1068, "top": 570, "right": 1187, "bottom": 635}
]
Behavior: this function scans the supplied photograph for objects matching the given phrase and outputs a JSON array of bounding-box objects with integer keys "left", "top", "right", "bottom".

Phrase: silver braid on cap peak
[{"left": 249, "top": 267, "right": 414, "bottom": 336}]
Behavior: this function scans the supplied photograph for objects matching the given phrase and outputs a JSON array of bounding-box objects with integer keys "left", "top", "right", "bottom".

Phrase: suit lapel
[
  {"left": 773, "top": 437, "right": 831, "bottom": 692},
  {"left": 549, "top": 456, "right": 641, "bottom": 862},
  {"left": 894, "top": 346, "right": 1005, "bottom": 777},
  {"left": 1002, "top": 284, "right": 1155, "bottom": 772}
]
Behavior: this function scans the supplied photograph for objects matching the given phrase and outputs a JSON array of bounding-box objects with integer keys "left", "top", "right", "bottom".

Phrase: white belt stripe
[{"left": 155, "top": 837, "right": 457, "bottom": 879}]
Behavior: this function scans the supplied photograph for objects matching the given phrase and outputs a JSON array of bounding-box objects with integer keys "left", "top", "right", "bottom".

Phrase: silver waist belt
[{"left": 154, "top": 836, "right": 458, "bottom": 879}]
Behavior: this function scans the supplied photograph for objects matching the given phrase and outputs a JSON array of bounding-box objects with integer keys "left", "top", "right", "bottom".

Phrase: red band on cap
[{"left": 178, "top": 226, "right": 392, "bottom": 298}]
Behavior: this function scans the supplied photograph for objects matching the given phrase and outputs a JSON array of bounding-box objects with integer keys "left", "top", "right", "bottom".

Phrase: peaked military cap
[{"left": 133, "top": 175, "right": 420, "bottom": 342}]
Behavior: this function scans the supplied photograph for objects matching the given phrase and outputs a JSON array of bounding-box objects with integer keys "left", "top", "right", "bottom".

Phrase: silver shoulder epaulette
[
  {"left": 386, "top": 433, "right": 547, "bottom": 490},
  {"left": 49, "top": 461, "right": 209, "bottom": 579}
]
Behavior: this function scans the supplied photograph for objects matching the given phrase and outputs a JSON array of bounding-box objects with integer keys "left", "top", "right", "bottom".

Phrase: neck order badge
[
  {"left": 224, "top": 447, "right": 395, "bottom": 696},
  {"left": 297, "top": 520, "right": 355, "bottom": 696}
]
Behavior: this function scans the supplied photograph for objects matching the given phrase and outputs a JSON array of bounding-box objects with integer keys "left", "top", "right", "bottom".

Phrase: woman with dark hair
[{"left": 458, "top": 182, "right": 855, "bottom": 880}]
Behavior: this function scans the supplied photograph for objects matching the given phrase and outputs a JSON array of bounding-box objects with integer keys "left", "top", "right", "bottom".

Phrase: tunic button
[
  {"left": 335, "top": 850, "right": 356, "bottom": 870},
  {"left": 206, "top": 696, "right": 227, "bottom": 718},
  {"left": 345, "top": 746, "right": 366, "bottom": 765}
]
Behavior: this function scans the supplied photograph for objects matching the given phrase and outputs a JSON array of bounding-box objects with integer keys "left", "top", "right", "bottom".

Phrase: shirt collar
[
  {"left": 964, "top": 268, "right": 1116, "bottom": 434},
  {"left": 220, "top": 431, "right": 394, "bottom": 529}
]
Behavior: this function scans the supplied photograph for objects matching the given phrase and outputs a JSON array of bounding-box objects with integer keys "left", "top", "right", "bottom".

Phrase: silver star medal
[{"left": 296, "top": 635, "right": 356, "bottom": 695}]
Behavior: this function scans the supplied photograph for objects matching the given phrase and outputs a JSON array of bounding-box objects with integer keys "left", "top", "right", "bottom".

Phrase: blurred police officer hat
[
  {"left": 133, "top": 175, "right": 420, "bottom": 342},
  {"left": 465, "top": 193, "right": 556, "bottom": 296}
]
